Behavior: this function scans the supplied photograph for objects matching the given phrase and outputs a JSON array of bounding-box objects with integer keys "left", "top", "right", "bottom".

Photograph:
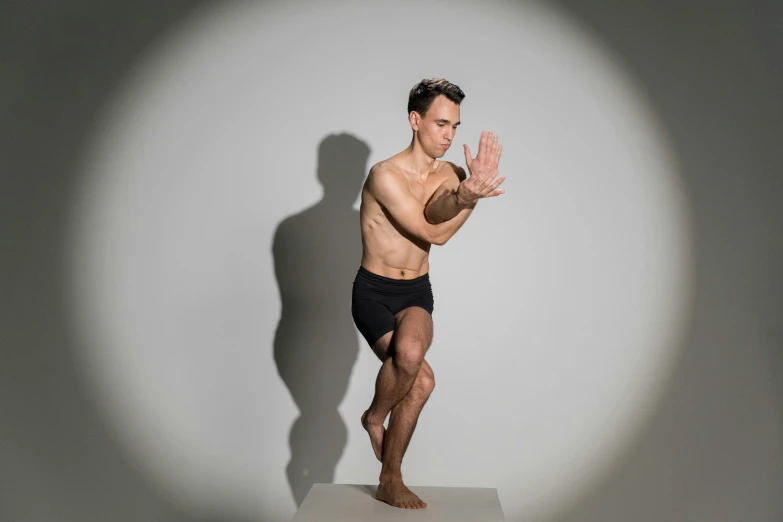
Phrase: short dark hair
[{"left": 407, "top": 78, "right": 465, "bottom": 117}]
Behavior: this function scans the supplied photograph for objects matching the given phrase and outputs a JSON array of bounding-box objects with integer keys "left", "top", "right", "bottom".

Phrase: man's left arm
[
  {"left": 424, "top": 167, "right": 471, "bottom": 224},
  {"left": 425, "top": 186, "right": 476, "bottom": 244},
  {"left": 425, "top": 131, "right": 506, "bottom": 225}
]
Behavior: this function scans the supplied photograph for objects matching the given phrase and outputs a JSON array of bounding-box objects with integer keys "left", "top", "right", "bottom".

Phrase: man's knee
[
  {"left": 419, "top": 371, "right": 435, "bottom": 397},
  {"left": 420, "top": 361, "right": 435, "bottom": 393},
  {"left": 394, "top": 337, "right": 427, "bottom": 374},
  {"left": 404, "top": 370, "right": 435, "bottom": 406}
]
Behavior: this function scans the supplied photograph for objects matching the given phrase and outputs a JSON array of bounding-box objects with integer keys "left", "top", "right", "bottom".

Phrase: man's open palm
[{"left": 459, "top": 130, "right": 505, "bottom": 204}]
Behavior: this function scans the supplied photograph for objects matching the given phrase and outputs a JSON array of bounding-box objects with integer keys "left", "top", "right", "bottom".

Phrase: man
[{"left": 352, "top": 78, "right": 505, "bottom": 509}]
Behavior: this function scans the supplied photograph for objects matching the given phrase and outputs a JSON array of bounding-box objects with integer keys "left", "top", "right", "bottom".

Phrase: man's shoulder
[
  {"left": 370, "top": 159, "right": 403, "bottom": 175},
  {"left": 368, "top": 160, "right": 405, "bottom": 186}
]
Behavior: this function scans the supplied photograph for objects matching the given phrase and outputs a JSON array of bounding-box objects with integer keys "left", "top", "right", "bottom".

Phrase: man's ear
[{"left": 409, "top": 111, "right": 420, "bottom": 132}]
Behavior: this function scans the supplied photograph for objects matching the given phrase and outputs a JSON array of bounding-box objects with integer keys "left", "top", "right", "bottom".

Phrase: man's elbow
[
  {"left": 421, "top": 228, "right": 447, "bottom": 246},
  {"left": 430, "top": 234, "right": 449, "bottom": 246}
]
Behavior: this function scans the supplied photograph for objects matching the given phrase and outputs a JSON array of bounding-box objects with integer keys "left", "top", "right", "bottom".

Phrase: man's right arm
[{"left": 367, "top": 166, "right": 456, "bottom": 246}]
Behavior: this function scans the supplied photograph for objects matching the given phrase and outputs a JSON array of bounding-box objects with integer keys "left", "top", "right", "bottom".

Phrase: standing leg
[{"left": 386, "top": 360, "right": 435, "bottom": 466}]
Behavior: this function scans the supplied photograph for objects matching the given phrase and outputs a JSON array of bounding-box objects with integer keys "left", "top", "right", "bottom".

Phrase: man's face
[{"left": 412, "top": 95, "right": 461, "bottom": 159}]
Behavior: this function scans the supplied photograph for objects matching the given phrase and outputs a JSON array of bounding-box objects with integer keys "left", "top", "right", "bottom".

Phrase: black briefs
[{"left": 351, "top": 266, "right": 434, "bottom": 347}]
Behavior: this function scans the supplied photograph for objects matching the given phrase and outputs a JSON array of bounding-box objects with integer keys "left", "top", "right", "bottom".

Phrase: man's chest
[{"left": 405, "top": 172, "right": 452, "bottom": 204}]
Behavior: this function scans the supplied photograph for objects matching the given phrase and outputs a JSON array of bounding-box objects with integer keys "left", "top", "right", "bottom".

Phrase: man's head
[{"left": 408, "top": 78, "right": 465, "bottom": 158}]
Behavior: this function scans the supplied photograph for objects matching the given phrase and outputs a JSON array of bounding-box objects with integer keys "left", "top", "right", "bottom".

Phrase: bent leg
[
  {"left": 360, "top": 329, "right": 394, "bottom": 462},
  {"left": 362, "top": 332, "right": 435, "bottom": 459},
  {"left": 371, "top": 306, "right": 434, "bottom": 509},
  {"left": 365, "top": 306, "right": 432, "bottom": 429}
]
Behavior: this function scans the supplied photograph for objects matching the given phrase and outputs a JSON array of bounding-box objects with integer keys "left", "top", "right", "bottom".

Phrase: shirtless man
[{"left": 352, "top": 78, "right": 505, "bottom": 509}]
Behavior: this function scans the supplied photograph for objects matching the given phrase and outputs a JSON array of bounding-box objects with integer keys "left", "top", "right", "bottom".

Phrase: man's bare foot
[
  {"left": 361, "top": 410, "right": 385, "bottom": 462},
  {"left": 375, "top": 479, "right": 427, "bottom": 509}
]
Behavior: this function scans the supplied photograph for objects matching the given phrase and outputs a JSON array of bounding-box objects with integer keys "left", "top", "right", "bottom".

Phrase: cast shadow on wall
[{"left": 271, "top": 133, "right": 370, "bottom": 506}]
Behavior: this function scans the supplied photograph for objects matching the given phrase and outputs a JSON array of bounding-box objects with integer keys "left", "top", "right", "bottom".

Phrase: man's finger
[
  {"left": 485, "top": 189, "right": 505, "bottom": 197},
  {"left": 478, "top": 131, "right": 488, "bottom": 161},
  {"left": 486, "top": 131, "right": 494, "bottom": 159},
  {"left": 484, "top": 172, "right": 501, "bottom": 192},
  {"left": 493, "top": 142, "right": 503, "bottom": 166},
  {"left": 482, "top": 176, "right": 505, "bottom": 195},
  {"left": 463, "top": 144, "right": 473, "bottom": 166}
]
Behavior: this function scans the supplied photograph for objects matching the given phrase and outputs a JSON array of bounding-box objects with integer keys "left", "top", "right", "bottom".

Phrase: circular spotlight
[{"left": 67, "top": 1, "right": 692, "bottom": 520}]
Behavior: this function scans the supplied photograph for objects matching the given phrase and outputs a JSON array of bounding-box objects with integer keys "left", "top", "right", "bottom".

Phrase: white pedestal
[{"left": 291, "top": 483, "right": 505, "bottom": 521}]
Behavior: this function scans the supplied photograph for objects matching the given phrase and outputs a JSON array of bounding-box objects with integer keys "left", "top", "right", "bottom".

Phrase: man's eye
[{"left": 437, "top": 123, "right": 445, "bottom": 127}]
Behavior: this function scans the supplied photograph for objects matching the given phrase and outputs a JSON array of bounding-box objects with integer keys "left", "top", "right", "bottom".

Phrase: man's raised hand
[{"left": 457, "top": 130, "right": 505, "bottom": 205}]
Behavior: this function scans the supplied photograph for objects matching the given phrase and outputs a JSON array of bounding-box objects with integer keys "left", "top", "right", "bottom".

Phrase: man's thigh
[
  {"left": 371, "top": 307, "right": 434, "bottom": 375},
  {"left": 393, "top": 306, "right": 433, "bottom": 354}
]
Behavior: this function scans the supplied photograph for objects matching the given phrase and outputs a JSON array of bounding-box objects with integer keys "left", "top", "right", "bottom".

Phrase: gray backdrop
[{"left": 2, "top": 1, "right": 781, "bottom": 521}]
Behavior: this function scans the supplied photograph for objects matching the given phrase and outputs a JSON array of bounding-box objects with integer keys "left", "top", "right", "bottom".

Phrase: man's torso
[{"left": 359, "top": 154, "right": 458, "bottom": 279}]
